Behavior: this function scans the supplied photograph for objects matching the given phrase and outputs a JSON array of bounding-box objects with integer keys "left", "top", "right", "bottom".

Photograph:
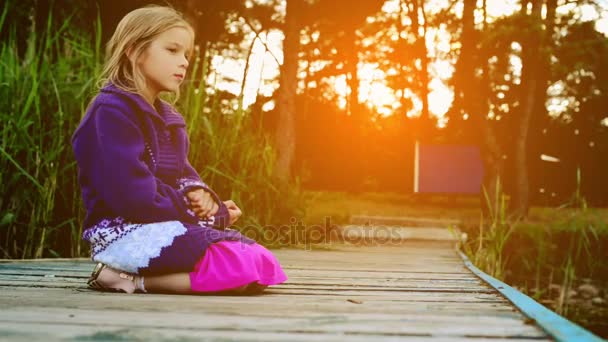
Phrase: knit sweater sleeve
[
  {"left": 176, "top": 133, "right": 231, "bottom": 230},
  {"left": 73, "top": 104, "right": 200, "bottom": 224},
  {"left": 177, "top": 158, "right": 209, "bottom": 194}
]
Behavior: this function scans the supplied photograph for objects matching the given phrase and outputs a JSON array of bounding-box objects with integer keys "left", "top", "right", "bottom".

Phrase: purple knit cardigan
[{"left": 71, "top": 83, "right": 230, "bottom": 231}]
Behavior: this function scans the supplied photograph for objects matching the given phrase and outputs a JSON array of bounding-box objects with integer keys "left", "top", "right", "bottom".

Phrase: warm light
[
  {"left": 207, "top": 0, "right": 607, "bottom": 129},
  {"left": 541, "top": 154, "right": 560, "bottom": 163},
  {"left": 485, "top": 0, "right": 519, "bottom": 18},
  {"left": 358, "top": 65, "right": 398, "bottom": 115},
  {"left": 428, "top": 78, "right": 452, "bottom": 117},
  {"left": 597, "top": 17, "right": 608, "bottom": 35},
  {"left": 433, "top": 60, "right": 453, "bottom": 79},
  {"left": 262, "top": 100, "right": 275, "bottom": 112},
  {"left": 470, "top": 0, "right": 519, "bottom": 24},
  {"left": 381, "top": 0, "right": 400, "bottom": 13}
]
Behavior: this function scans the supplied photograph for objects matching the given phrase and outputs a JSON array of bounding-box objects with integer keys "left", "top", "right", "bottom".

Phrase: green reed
[
  {"left": 551, "top": 174, "right": 600, "bottom": 315},
  {"left": 179, "top": 45, "right": 305, "bottom": 242},
  {"left": 461, "top": 167, "right": 606, "bottom": 318},
  {"left": 0, "top": 4, "right": 303, "bottom": 258},
  {"left": 460, "top": 176, "right": 517, "bottom": 280},
  {"left": 0, "top": 4, "right": 101, "bottom": 258}
]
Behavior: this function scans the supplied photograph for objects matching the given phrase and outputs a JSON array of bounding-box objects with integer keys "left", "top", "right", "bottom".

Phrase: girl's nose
[{"left": 181, "top": 56, "right": 189, "bottom": 69}]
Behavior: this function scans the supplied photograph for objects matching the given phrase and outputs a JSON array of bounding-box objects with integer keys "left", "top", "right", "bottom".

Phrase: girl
[{"left": 71, "top": 5, "right": 287, "bottom": 294}]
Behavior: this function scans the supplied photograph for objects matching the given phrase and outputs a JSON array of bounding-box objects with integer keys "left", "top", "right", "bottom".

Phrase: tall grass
[
  {"left": 461, "top": 168, "right": 607, "bottom": 318},
  {"left": 0, "top": 4, "right": 303, "bottom": 258},
  {"left": 178, "top": 44, "right": 305, "bottom": 242},
  {"left": 460, "top": 177, "right": 517, "bottom": 280},
  {"left": 0, "top": 4, "right": 102, "bottom": 258}
]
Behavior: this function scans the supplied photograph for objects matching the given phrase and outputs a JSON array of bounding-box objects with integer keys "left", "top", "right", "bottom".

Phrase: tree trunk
[
  {"left": 453, "top": 0, "right": 475, "bottom": 116},
  {"left": 345, "top": 30, "right": 360, "bottom": 117},
  {"left": 398, "top": 0, "right": 407, "bottom": 112},
  {"left": 407, "top": 0, "right": 431, "bottom": 136},
  {"left": 528, "top": 0, "right": 557, "bottom": 205},
  {"left": 455, "top": 0, "right": 505, "bottom": 214},
  {"left": 275, "top": 0, "right": 300, "bottom": 181},
  {"left": 418, "top": 0, "right": 430, "bottom": 123},
  {"left": 512, "top": 1, "right": 531, "bottom": 218},
  {"left": 513, "top": 0, "right": 550, "bottom": 217},
  {"left": 514, "top": 78, "right": 535, "bottom": 217}
]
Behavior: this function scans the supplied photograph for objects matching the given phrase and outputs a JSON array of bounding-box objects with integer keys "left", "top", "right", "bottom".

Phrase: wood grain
[{"left": 0, "top": 240, "right": 551, "bottom": 340}]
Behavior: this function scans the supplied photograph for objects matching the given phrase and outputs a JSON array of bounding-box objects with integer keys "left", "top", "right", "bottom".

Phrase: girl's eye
[{"left": 167, "top": 48, "right": 177, "bottom": 53}]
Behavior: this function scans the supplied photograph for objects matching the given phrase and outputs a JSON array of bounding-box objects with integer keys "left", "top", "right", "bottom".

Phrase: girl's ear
[{"left": 125, "top": 45, "right": 136, "bottom": 64}]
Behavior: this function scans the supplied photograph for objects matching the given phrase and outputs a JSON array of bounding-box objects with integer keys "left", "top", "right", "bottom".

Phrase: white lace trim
[
  {"left": 177, "top": 178, "right": 207, "bottom": 191},
  {"left": 92, "top": 221, "right": 188, "bottom": 273}
]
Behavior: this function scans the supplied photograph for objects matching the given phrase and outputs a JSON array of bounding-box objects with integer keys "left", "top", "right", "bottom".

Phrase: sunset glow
[{"left": 211, "top": 0, "right": 608, "bottom": 125}]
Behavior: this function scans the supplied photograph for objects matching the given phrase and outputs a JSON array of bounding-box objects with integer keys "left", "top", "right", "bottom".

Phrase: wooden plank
[
  {"left": 0, "top": 254, "right": 465, "bottom": 264},
  {"left": 0, "top": 257, "right": 90, "bottom": 263},
  {"left": 0, "top": 263, "right": 93, "bottom": 271},
  {"left": 340, "top": 225, "right": 458, "bottom": 241},
  {"left": 350, "top": 215, "right": 461, "bottom": 226},
  {"left": 277, "top": 252, "right": 463, "bottom": 262},
  {"left": 0, "top": 269, "right": 483, "bottom": 284},
  {"left": 0, "top": 281, "right": 501, "bottom": 299},
  {"left": 0, "top": 322, "right": 548, "bottom": 341},
  {"left": 282, "top": 261, "right": 467, "bottom": 268},
  {"left": 263, "top": 290, "right": 507, "bottom": 303},
  {"left": 0, "top": 264, "right": 470, "bottom": 275},
  {"left": 282, "top": 269, "right": 479, "bottom": 279},
  {"left": 0, "top": 281, "right": 82, "bottom": 289},
  {"left": 0, "top": 264, "right": 473, "bottom": 275},
  {"left": 276, "top": 277, "right": 484, "bottom": 286},
  {"left": 0, "top": 305, "right": 529, "bottom": 325},
  {"left": 0, "top": 268, "right": 481, "bottom": 282},
  {"left": 0, "top": 274, "right": 490, "bottom": 292},
  {"left": 275, "top": 247, "right": 459, "bottom": 257},
  {"left": 0, "top": 269, "right": 90, "bottom": 277},
  {"left": 283, "top": 259, "right": 466, "bottom": 266},
  {"left": 0, "top": 269, "right": 481, "bottom": 283},
  {"left": 279, "top": 286, "right": 495, "bottom": 294},
  {"left": 284, "top": 260, "right": 465, "bottom": 267},
  {"left": 273, "top": 245, "right": 459, "bottom": 257},
  {"left": 0, "top": 287, "right": 519, "bottom": 314},
  {"left": 0, "top": 275, "right": 85, "bottom": 283},
  {"left": 0, "top": 307, "right": 548, "bottom": 338},
  {"left": 282, "top": 266, "right": 470, "bottom": 274}
]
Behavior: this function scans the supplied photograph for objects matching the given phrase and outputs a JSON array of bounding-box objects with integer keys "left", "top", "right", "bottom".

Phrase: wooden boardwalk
[{"left": 0, "top": 238, "right": 556, "bottom": 341}]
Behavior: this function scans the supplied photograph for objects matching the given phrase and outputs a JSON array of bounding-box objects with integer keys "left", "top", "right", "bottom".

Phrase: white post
[{"left": 414, "top": 140, "right": 420, "bottom": 193}]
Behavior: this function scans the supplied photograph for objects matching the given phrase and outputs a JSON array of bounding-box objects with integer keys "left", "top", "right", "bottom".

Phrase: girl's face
[{"left": 135, "top": 26, "right": 192, "bottom": 102}]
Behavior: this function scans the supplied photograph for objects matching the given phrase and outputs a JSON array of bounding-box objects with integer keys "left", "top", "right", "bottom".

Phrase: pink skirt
[{"left": 189, "top": 241, "right": 288, "bottom": 292}]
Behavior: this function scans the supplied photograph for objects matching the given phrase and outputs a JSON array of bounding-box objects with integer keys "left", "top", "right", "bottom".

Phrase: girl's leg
[
  {"left": 142, "top": 273, "right": 192, "bottom": 294},
  {"left": 95, "top": 266, "right": 261, "bottom": 294},
  {"left": 97, "top": 267, "right": 253, "bottom": 294},
  {"left": 142, "top": 273, "right": 252, "bottom": 295}
]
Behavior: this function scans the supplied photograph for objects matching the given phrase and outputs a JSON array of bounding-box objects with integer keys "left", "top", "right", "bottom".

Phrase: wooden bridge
[{"left": 0, "top": 217, "right": 603, "bottom": 341}]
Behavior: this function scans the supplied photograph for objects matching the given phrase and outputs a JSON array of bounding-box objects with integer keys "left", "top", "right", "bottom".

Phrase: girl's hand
[
  {"left": 223, "top": 200, "right": 242, "bottom": 225},
  {"left": 186, "top": 189, "right": 219, "bottom": 219}
]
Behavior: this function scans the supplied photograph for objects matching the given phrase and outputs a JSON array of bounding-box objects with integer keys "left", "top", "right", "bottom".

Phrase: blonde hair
[{"left": 98, "top": 5, "right": 194, "bottom": 102}]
